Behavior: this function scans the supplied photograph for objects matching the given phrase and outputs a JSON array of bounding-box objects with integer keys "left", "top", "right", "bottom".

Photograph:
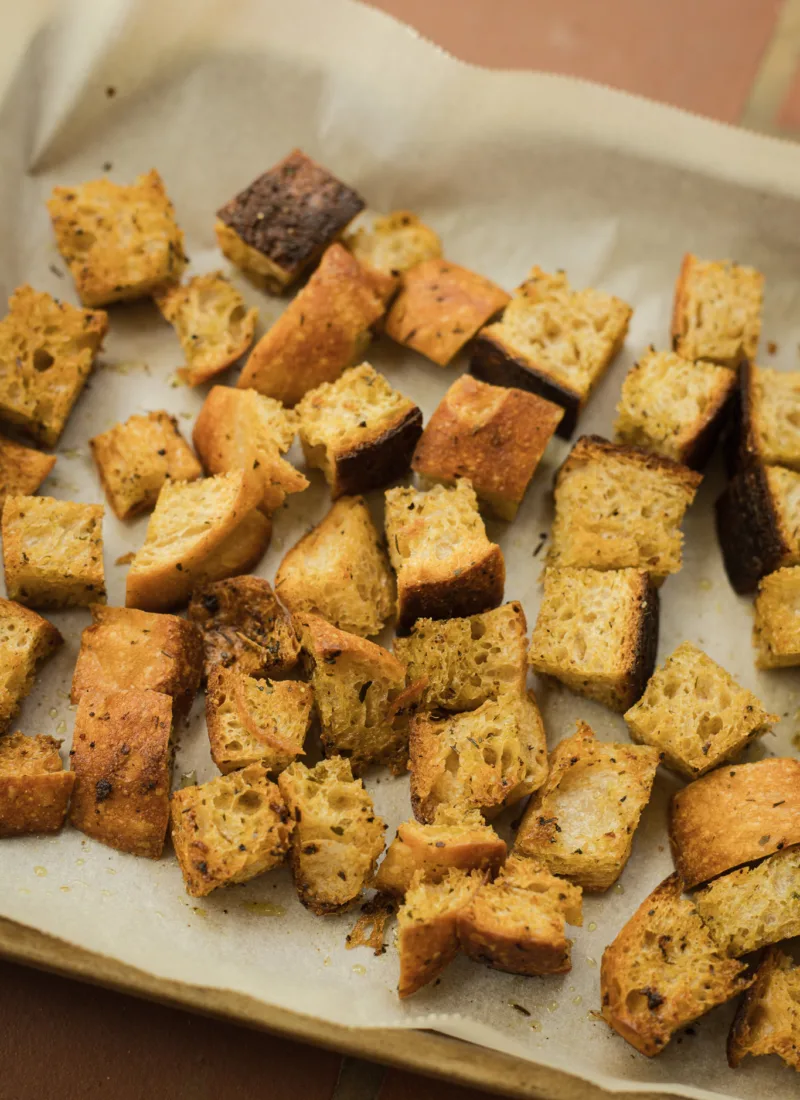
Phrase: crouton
[
  {"left": 47, "top": 170, "right": 186, "bottom": 307},
  {"left": 624, "top": 641, "right": 777, "bottom": 778},
  {"left": 0, "top": 286, "right": 107, "bottom": 446},
  {"left": 457, "top": 854, "right": 583, "bottom": 976},
  {"left": 275, "top": 495, "right": 394, "bottom": 638},
  {"left": 738, "top": 362, "right": 800, "bottom": 471},
  {"left": 397, "top": 868, "right": 485, "bottom": 997},
  {"left": 385, "top": 479, "right": 505, "bottom": 633},
  {"left": 600, "top": 873, "right": 751, "bottom": 1056},
  {"left": 344, "top": 210, "right": 441, "bottom": 285},
  {"left": 471, "top": 267, "right": 632, "bottom": 437},
  {"left": 90, "top": 410, "right": 202, "bottom": 520},
  {"left": 2, "top": 495, "right": 105, "bottom": 610},
  {"left": 296, "top": 363, "right": 422, "bottom": 498},
  {"left": 716, "top": 463, "right": 800, "bottom": 593},
  {"left": 728, "top": 947, "right": 800, "bottom": 1071},
  {"left": 514, "top": 721, "right": 658, "bottom": 891},
  {"left": 411, "top": 374, "right": 564, "bottom": 520},
  {"left": 192, "top": 386, "right": 308, "bottom": 514},
  {"left": 671, "top": 253, "right": 763, "bottom": 367},
  {"left": 170, "top": 765, "right": 292, "bottom": 896},
  {"left": 0, "top": 733, "right": 74, "bottom": 837},
  {"left": 0, "top": 434, "right": 56, "bottom": 507},
  {"left": 669, "top": 758, "right": 800, "bottom": 888},
  {"left": 614, "top": 348, "right": 735, "bottom": 469},
  {"left": 154, "top": 272, "right": 258, "bottom": 386},
  {"left": 753, "top": 567, "right": 800, "bottom": 668},
  {"left": 384, "top": 258, "right": 509, "bottom": 367},
  {"left": 0, "top": 599, "right": 62, "bottom": 732},
  {"left": 215, "top": 149, "right": 365, "bottom": 292},
  {"left": 206, "top": 668, "right": 313, "bottom": 774},
  {"left": 187, "top": 575, "right": 300, "bottom": 679},
  {"left": 71, "top": 605, "right": 203, "bottom": 721},
  {"left": 277, "top": 757, "right": 385, "bottom": 915},
  {"left": 529, "top": 567, "right": 659, "bottom": 713},
  {"left": 68, "top": 689, "right": 173, "bottom": 858},
  {"left": 237, "top": 244, "right": 386, "bottom": 407}
]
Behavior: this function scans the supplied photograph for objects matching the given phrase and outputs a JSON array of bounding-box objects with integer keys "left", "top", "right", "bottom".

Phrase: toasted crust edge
[
  {"left": 332, "top": 406, "right": 423, "bottom": 498},
  {"left": 396, "top": 545, "right": 505, "bottom": 635},
  {"left": 715, "top": 464, "right": 786, "bottom": 594}
]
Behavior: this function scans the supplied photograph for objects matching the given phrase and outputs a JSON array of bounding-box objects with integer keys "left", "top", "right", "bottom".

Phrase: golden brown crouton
[
  {"left": 411, "top": 374, "right": 564, "bottom": 520},
  {"left": 669, "top": 758, "right": 800, "bottom": 888},
  {"left": 47, "top": 170, "right": 186, "bottom": 307},
  {"left": 624, "top": 641, "right": 777, "bottom": 778},
  {"left": 0, "top": 286, "right": 107, "bottom": 446},
  {"left": 275, "top": 495, "right": 394, "bottom": 638},
  {"left": 344, "top": 210, "right": 441, "bottom": 284},
  {"left": 0, "top": 733, "right": 74, "bottom": 837},
  {"left": 68, "top": 689, "right": 173, "bottom": 858},
  {"left": 672, "top": 253, "right": 763, "bottom": 367},
  {"left": 716, "top": 463, "right": 800, "bottom": 594},
  {"left": 0, "top": 599, "right": 62, "bottom": 732},
  {"left": 0, "top": 434, "right": 56, "bottom": 507},
  {"left": 600, "top": 873, "right": 751, "bottom": 1057},
  {"left": 170, "top": 765, "right": 293, "bottom": 897},
  {"left": 753, "top": 567, "right": 800, "bottom": 668},
  {"left": 2, "top": 495, "right": 105, "bottom": 609},
  {"left": 739, "top": 362, "right": 800, "bottom": 470},
  {"left": 728, "top": 947, "right": 800, "bottom": 1071},
  {"left": 278, "top": 757, "right": 385, "bottom": 915}
]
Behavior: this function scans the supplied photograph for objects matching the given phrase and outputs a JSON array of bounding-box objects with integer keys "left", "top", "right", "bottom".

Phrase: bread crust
[
  {"left": 0, "top": 733, "right": 74, "bottom": 837},
  {"left": 671, "top": 253, "right": 762, "bottom": 367},
  {"left": 375, "top": 812, "right": 506, "bottom": 896},
  {"left": 334, "top": 406, "right": 423, "bottom": 497},
  {"left": 727, "top": 947, "right": 800, "bottom": 1070},
  {"left": 0, "top": 434, "right": 56, "bottom": 507},
  {"left": 0, "top": 598, "right": 63, "bottom": 732},
  {"left": 396, "top": 544, "right": 505, "bottom": 635},
  {"left": 715, "top": 463, "right": 791, "bottom": 593}
]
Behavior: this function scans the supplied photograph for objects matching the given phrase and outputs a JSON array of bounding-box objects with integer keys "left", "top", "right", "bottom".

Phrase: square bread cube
[
  {"left": 672, "top": 253, "right": 763, "bottom": 367},
  {"left": 549, "top": 436, "right": 701, "bottom": 583},
  {"left": 0, "top": 286, "right": 107, "bottom": 446},
  {"left": 0, "top": 599, "right": 62, "bottom": 732},
  {"left": 753, "top": 567, "right": 800, "bottom": 668},
  {"left": 514, "top": 721, "right": 659, "bottom": 890},
  {"left": 275, "top": 495, "right": 394, "bottom": 638},
  {"left": 47, "top": 170, "right": 186, "bottom": 307},
  {"left": 2, "top": 495, "right": 105, "bottom": 609},
  {"left": 529, "top": 567, "right": 659, "bottom": 712},
  {"left": 215, "top": 149, "right": 365, "bottom": 292},
  {"left": 296, "top": 363, "right": 422, "bottom": 498},
  {"left": 170, "top": 765, "right": 293, "bottom": 897},
  {"left": 384, "top": 258, "right": 509, "bottom": 367},
  {"left": 344, "top": 210, "right": 442, "bottom": 285},
  {"left": 385, "top": 479, "right": 505, "bottom": 633},
  {"left": 0, "top": 733, "right": 74, "bottom": 837},
  {"left": 625, "top": 641, "right": 777, "bottom": 778},
  {"left": 739, "top": 362, "right": 800, "bottom": 471},
  {"left": 0, "top": 434, "right": 56, "bottom": 507},
  {"left": 716, "top": 462, "right": 800, "bottom": 593},
  {"left": 91, "top": 410, "right": 202, "bottom": 520},
  {"left": 471, "top": 267, "right": 632, "bottom": 437},
  {"left": 68, "top": 689, "right": 173, "bottom": 858},
  {"left": 728, "top": 947, "right": 800, "bottom": 1071},
  {"left": 614, "top": 348, "right": 735, "bottom": 469}
]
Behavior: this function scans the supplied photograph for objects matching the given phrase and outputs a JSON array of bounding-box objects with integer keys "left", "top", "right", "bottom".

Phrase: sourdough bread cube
[
  {"left": 411, "top": 374, "right": 564, "bottom": 520},
  {"left": 275, "top": 495, "right": 394, "bottom": 638},
  {"left": 170, "top": 765, "right": 293, "bottom": 897},
  {"left": 739, "top": 362, "right": 800, "bottom": 471},
  {"left": 471, "top": 266, "right": 632, "bottom": 437},
  {"left": 728, "top": 947, "right": 800, "bottom": 1071},
  {"left": 0, "top": 599, "right": 62, "bottom": 732},
  {"left": 0, "top": 434, "right": 56, "bottom": 507},
  {"left": 215, "top": 149, "right": 365, "bottom": 292},
  {"left": 672, "top": 253, "right": 763, "bottom": 367},
  {"left": 753, "top": 567, "right": 800, "bottom": 668},
  {"left": 716, "top": 463, "right": 800, "bottom": 593},
  {"left": 0, "top": 733, "right": 74, "bottom": 837},
  {"left": 344, "top": 210, "right": 441, "bottom": 285},
  {"left": 600, "top": 873, "right": 751, "bottom": 1057},
  {"left": 625, "top": 641, "right": 776, "bottom": 778},
  {"left": 296, "top": 363, "right": 422, "bottom": 498},
  {"left": 2, "top": 495, "right": 105, "bottom": 609},
  {"left": 90, "top": 410, "right": 202, "bottom": 520},
  {"left": 529, "top": 567, "right": 659, "bottom": 713},
  {"left": 514, "top": 721, "right": 658, "bottom": 890},
  {"left": 48, "top": 170, "right": 186, "bottom": 307},
  {"left": 277, "top": 757, "right": 385, "bottom": 915}
]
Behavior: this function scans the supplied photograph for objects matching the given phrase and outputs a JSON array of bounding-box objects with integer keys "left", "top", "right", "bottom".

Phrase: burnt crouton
[
  {"left": 716, "top": 462, "right": 800, "bottom": 593},
  {"left": 738, "top": 362, "right": 800, "bottom": 471},
  {"left": 0, "top": 733, "right": 74, "bottom": 837},
  {"left": 671, "top": 253, "right": 763, "bottom": 367},
  {"left": 728, "top": 947, "right": 800, "bottom": 1071},
  {"left": 753, "top": 566, "right": 800, "bottom": 668},
  {"left": 344, "top": 210, "right": 441, "bottom": 287},
  {"left": 0, "top": 599, "right": 62, "bottom": 732},
  {"left": 0, "top": 433, "right": 56, "bottom": 507}
]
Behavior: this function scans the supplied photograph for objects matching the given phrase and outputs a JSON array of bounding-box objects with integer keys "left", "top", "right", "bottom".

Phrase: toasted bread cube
[
  {"left": 737, "top": 361, "right": 800, "bottom": 470},
  {"left": 0, "top": 733, "right": 74, "bottom": 837},
  {"left": 471, "top": 267, "right": 632, "bottom": 437},
  {"left": 728, "top": 947, "right": 800, "bottom": 1071},
  {"left": 672, "top": 253, "right": 763, "bottom": 367},
  {"left": 624, "top": 641, "right": 776, "bottom": 778},
  {"left": 0, "top": 286, "right": 107, "bottom": 446},
  {"left": 600, "top": 873, "right": 751, "bottom": 1057},
  {"left": 458, "top": 855, "right": 583, "bottom": 976},
  {"left": 614, "top": 348, "right": 735, "bottom": 469},
  {"left": 344, "top": 210, "right": 441, "bottom": 286},
  {"left": 412, "top": 375, "right": 564, "bottom": 520},
  {"left": 192, "top": 386, "right": 308, "bottom": 514},
  {"left": 47, "top": 170, "right": 186, "bottom": 307},
  {"left": 0, "top": 434, "right": 56, "bottom": 507},
  {"left": 2, "top": 496, "right": 105, "bottom": 609},
  {"left": 669, "top": 758, "right": 800, "bottom": 888},
  {"left": 529, "top": 567, "right": 659, "bottom": 713},
  {"left": 717, "top": 462, "right": 800, "bottom": 593},
  {"left": 68, "top": 689, "right": 172, "bottom": 858},
  {"left": 170, "top": 765, "right": 292, "bottom": 896},
  {"left": 0, "top": 599, "right": 62, "bottom": 732},
  {"left": 753, "top": 567, "right": 800, "bottom": 668},
  {"left": 237, "top": 244, "right": 386, "bottom": 407},
  {"left": 296, "top": 363, "right": 422, "bottom": 498},
  {"left": 90, "top": 410, "right": 202, "bottom": 520},
  {"left": 275, "top": 495, "right": 394, "bottom": 638},
  {"left": 278, "top": 757, "right": 385, "bottom": 914}
]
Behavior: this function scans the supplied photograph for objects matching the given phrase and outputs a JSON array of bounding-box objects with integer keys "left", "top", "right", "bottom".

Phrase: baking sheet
[{"left": 2, "top": 1, "right": 800, "bottom": 1097}]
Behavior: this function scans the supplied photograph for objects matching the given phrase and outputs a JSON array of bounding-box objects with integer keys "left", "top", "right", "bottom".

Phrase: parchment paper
[{"left": 2, "top": 2, "right": 800, "bottom": 1096}]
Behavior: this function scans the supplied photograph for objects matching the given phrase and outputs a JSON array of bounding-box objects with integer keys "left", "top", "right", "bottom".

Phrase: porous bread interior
[
  {"left": 385, "top": 479, "right": 490, "bottom": 576},
  {"left": 344, "top": 211, "right": 442, "bottom": 277},
  {"left": 753, "top": 566, "right": 800, "bottom": 667},
  {"left": 297, "top": 363, "right": 414, "bottom": 458}
]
